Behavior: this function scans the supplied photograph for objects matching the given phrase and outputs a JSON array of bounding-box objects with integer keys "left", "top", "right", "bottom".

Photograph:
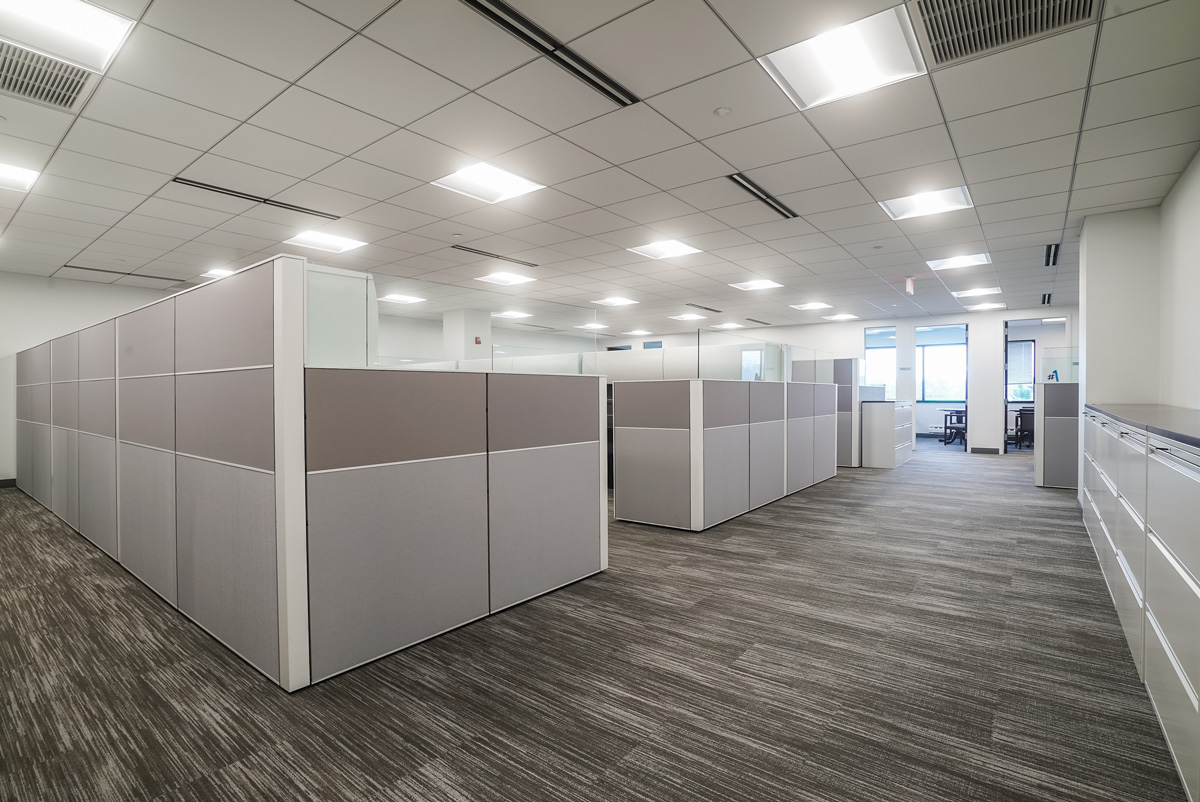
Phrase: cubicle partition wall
[
  {"left": 613, "top": 379, "right": 835, "bottom": 531},
  {"left": 14, "top": 254, "right": 608, "bottom": 692},
  {"left": 1035, "top": 382, "right": 1079, "bottom": 488}
]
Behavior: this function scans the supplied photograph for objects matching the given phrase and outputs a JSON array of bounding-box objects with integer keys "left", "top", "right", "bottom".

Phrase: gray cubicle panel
[
  {"left": 16, "top": 342, "right": 51, "bottom": 506},
  {"left": 305, "top": 368, "right": 490, "bottom": 682},
  {"left": 786, "top": 382, "right": 815, "bottom": 494},
  {"left": 1037, "top": 382, "right": 1079, "bottom": 489},
  {"left": 749, "top": 382, "right": 786, "bottom": 509},
  {"left": 77, "top": 321, "right": 117, "bottom": 556},
  {"left": 51, "top": 333, "right": 79, "bottom": 531},
  {"left": 814, "top": 383, "right": 838, "bottom": 483},
  {"left": 612, "top": 380, "right": 693, "bottom": 529},
  {"left": 487, "top": 373, "right": 603, "bottom": 611},
  {"left": 704, "top": 380, "right": 751, "bottom": 529}
]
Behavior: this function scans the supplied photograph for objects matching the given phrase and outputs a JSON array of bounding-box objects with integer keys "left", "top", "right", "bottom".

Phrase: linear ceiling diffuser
[{"left": 915, "top": 0, "right": 1097, "bottom": 66}]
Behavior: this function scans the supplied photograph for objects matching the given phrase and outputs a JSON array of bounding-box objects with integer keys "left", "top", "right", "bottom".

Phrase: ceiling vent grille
[
  {"left": 916, "top": 0, "right": 1096, "bottom": 66},
  {"left": 0, "top": 42, "right": 89, "bottom": 110}
]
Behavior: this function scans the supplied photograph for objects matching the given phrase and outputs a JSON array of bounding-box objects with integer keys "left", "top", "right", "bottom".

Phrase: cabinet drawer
[
  {"left": 1117, "top": 430, "right": 1148, "bottom": 521},
  {"left": 894, "top": 404, "right": 912, "bottom": 428},
  {"left": 893, "top": 423, "right": 912, "bottom": 447},
  {"left": 1083, "top": 455, "right": 1103, "bottom": 499},
  {"left": 1093, "top": 469, "right": 1120, "bottom": 539},
  {"left": 1096, "top": 420, "right": 1121, "bottom": 484},
  {"left": 894, "top": 440, "right": 912, "bottom": 466},
  {"left": 1148, "top": 447, "right": 1200, "bottom": 579},
  {"left": 1084, "top": 414, "right": 1100, "bottom": 460},
  {"left": 1111, "top": 550, "right": 1145, "bottom": 676},
  {"left": 1115, "top": 497, "right": 1145, "bottom": 599},
  {"left": 1145, "top": 612, "right": 1200, "bottom": 801},
  {"left": 1147, "top": 534, "right": 1200, "bottom": 694},
  {"left": 1082, "top": 490, "right": 1106, "bottom": 556}
]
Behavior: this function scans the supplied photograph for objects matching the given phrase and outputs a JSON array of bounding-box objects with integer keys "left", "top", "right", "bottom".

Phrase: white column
[{"left": 442, "top": 309, "right": 492, "bottom": 362}]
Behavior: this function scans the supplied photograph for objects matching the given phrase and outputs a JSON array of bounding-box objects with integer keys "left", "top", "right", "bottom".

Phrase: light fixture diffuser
[
  {"left": 491, "top": 311, "right": 532, "bottom": 319},
  {"left": 965, "top": 302, "right": 1006, "bottom": 311},
  {"left": 926, "top": 253, "right": 991, "bottom": 271},
  {"left": 669, "top": 313, "right": 706, "bottom": 321},
  {"left": 202, "top": 268, "right": 234, "bottom": 279},
  {"left": 284, "top": 231, "right": 366, "bottom": 253},
  {"left": 729, "top": 279, "right": 783, "bottom": 291},
  {"left": 622, "top": 330, "right": 651, "bottom": 336},
  {"left": 592, "top": 297, "right": 638, "bottom": 306},
  {"left": 0, "top": 163, "right": 39, "bottom": 192},
  {"left": 0, "top": 0, "right": 135, "bottom": 74},
  {"left": 712, "top": 322, "right": 744, "bottom": 329},
  {"left": 822, "top": 314, "right": 860, "bottom": 321},
  {"left": 476, "top": 272, "right": 535, "bottom": 285},
  {"left": 431, "top": 162, "right": 545, "bottom": 204},
  {"left": 790, "top": 302, "right": 832, "bottom": 311},
  {"left": 952, "top": 287, "right": 1001, "bottom": 298},
  {"left": 628, "top": 240, "right": 701, "bottom": 259},
  {"left": 759, "top": 6, "right": 925, "bottom": 111},
  {"left": 379, "top": 294, "right": 426, "bottom": 304},
  {"left": 575, "top": 323, "right": 608, "bottom": 330},
  {"left": 879, "top": 186, "right": 973, "bottom": 221},
  {"left": 1042, "top": 317, "right": 1067, "bottom": 323}
]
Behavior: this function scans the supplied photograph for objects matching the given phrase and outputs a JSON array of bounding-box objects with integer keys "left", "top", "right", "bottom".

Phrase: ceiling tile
[
  {"left": 1084, "top": 58, "right": 1200, "bottom": 129},
  {"left": 607, "top": 192, "right": 697, "bottom": 224},
  {"left": 859, "top": 160, "right": 966, "bottom": 202},
  {"left": 836, "top": 125, "right": 956, "bottom": 178},
  {"left": 976, "top": 193, "right": 1070, "bottom": 224},
  {"left": 1077, "top": 106, "right": 1200, "bottom": 162},
  {"left": 29, "top": 175, "right": 147, "bottom": 213},
  {"left": 1068, "top": 174, "right": 1179, "bottom": 209},
  {"left": 408, "top": 95, "right": 548, "bottom": 160},
  {"left": 0, "top": 95, "right": 73, "bottom": 147},
  {"left": 270, "top": 181, "right": 376, "bottom": 217},
  {"left": 803, "top": 76, "right": 942, "bottom": 148},
  {"left": 365, "top": 0, "right": 536, "bottom": 88},
  {"left": 1091, "top": 0, "right": 1200, "bottom": 84},
  {"left": 777, "top": 181, "right": 875, "bottom": 216},
  {"left": 178, "top": 153, "right": 300, "bottom": 197},
  {"left": 737, "top": 216, "right": 817, "bottom": 241},
  {"left": 948, "top": 91, "right": 1086, "bottom": 157},
  {"left": 622, "top": 143, "right": 733, "bottom": 190},
  {"left": 106, "top": 25, "right": 288, "bottom": 119},
  {"left": 490, "top": 136, "right": 611, "bottom": 185},
  {"left": 932, "top": 26, "right": 1096, "bottom": 121},
  {"left": 477, "top": 57, "right": 619, "bottom": 133},
  {"left": 83, "top": 79, "right": 240, "bottom": 153},
  {"left": 345, "top": 202, "right": 440, "bottom": 231},
  {"left": 496, "top": 188, "right": 595, "bottom": 220},
  {"left": 0, "top": 132, "right": 54, "bottom": 172},
  {"left": 982, "top": 214, "right": 1066, "bottom": 240},
  {"left": 570, "top": 0, "right": 749, "bottom": 97},
  {"left": 450, "top": 206, "right": 540, "bottom": 235},
  {"left": 152, "top": 181, "right": 258, "bottom": 214},
  {"left": 708, "top": 200, "right": 787, "bottom": 228},
  {"left": 60, "top": 119, "right": 201, "bottom": 175},
  {"left": 43, "top": 150, "right": 171, "bottom": 196},
  {"left": 212, "top": 125, "right": 342, "bottom": 179},
  {"left": 746, "top": 151, "right": 854, "bottom": 196},
  {"left": 134, "top": 197, "right": 236, "bottom": 228},
  {"left": 669, "top": 177, "right": 753, "bottom": 211},
  {"left": 391, "top": 183, "right": 488, "bottom": 218},
  {"left": 707, "top": 0, "right": 898, "bottom": 57},
  {"left": 295, "top": 0, "right": 395, "bottom": 29},
  {"left": 701, "top": 113, "right": 827, "bottom": 173},
  {"left": 554, "top": 208, "right": 636, "bottom": 236},
  {"left": 298, "top": 36, "right": 467, "bottom": 127},
  {"left": 355, "top": 130, "right": 475, "bottom": 182},
  {"left": 557, "top": 167, "right": 658, "bottom": 206},
  {"left": 308, "top": 158, "right": 421, "bottom": 201},
  {"left": 19, "top": 195, "right": 126, "bottom": 227},
  {"left": 144, "top": 0, "right": 351, "bottom": 80},
  {"left": 1074, "top": 142, "right": 1199, "bottom": 189},
  {"left": 249, "top": 87, "right": 398, "bottom": 155},
  {"left": 959, "top": 135, "right": 1078, "bottom": 184},
  {"left": 560, "top": 103, "right": 692, "bottom": 165},
  {"left": 807, "top": 204, "right": 894, "bottom": 232},
  {"left": 647, "top": 60, "right": 795, "bottom": 140}
]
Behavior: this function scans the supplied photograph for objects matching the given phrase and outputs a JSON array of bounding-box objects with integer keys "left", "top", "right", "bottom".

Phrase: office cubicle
[{"left": 15, "top": 254, "right": 607, "bottom": 691}]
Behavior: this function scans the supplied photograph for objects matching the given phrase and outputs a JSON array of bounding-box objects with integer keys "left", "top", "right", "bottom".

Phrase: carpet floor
[{"left": 0, "top": 438, "right": 1185, "bottom": 801}]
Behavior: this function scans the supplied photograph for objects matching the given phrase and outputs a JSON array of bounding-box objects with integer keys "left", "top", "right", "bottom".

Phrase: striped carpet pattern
[{"left": 0, "top": 439, "right": 1185, "bottom": 801}]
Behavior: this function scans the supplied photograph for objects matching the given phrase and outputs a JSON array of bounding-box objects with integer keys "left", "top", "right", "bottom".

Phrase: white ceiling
[{"left": 1, "top": 0, "right": 1199, "bottom": 334}]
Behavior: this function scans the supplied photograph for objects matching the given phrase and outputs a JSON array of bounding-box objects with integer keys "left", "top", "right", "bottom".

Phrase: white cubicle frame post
[
  {"left": 689, "top": 379, "right": 704, "bottom": 531},
  {"left": 274, "top": 255, "right": 311, "bottom": 692},
  {"left": 598, "top": 377, "right": 609, "bottom": 569}
]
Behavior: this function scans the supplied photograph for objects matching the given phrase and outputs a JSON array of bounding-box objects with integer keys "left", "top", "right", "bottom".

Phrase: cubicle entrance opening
[
  {"left": 1002, "top": 318, "right": 1067, "bottom": 455},
  {"left": 914, "top": 324, "right": 968, "bottom": 451}
]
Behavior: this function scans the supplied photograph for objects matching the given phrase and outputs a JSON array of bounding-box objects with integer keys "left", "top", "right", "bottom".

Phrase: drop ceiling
[{"left": 1, "top": 0, "right": 1198, "bottom": 334}]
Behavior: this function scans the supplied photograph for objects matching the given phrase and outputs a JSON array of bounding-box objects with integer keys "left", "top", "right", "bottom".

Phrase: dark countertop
[{"left": 1085, "top": 403, "right": 1200, "bottom": 450}]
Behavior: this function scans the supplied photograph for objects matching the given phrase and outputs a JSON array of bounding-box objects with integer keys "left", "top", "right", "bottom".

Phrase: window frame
[
  {"left": 916, "top": 343, "right": 967, "bottom": 403},
  {"left": 1006, "top": 338, "right": 1036, "bottom": 403}
]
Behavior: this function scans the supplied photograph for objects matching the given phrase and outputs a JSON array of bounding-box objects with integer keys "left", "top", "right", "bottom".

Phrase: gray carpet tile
[{"left": 0, "top": 439, "right": 1185, "bottom": 801}]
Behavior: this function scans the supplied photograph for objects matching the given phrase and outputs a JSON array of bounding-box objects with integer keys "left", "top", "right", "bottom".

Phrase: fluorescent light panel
[
  {"left": 284, "top": 230, "right": 366, "bottom": 253},
  {"left": 712, "top": 323, "right": 744, "bottom": 329},
  {"left": 592, "top": 297, "right": 638, "bottom": 306},
  {"left": 965, "top": 302, "right": 1006, "bottom": 311},
  {"left": 628, "top": 240, "right": 701, "bottom": 259},
  {"left": 623, "top": 330, "right": 651, "bottom": 336},
  {"left": 202, "top": 268, "right": 233, "bottom": 278},
  {"left": 822, "top": 314, "right": 860, "bottom": 321},
  {"left": 669, "top": 313, "right": 706, "bottom": 321},
  {"left": 951, "top": 287, "right": 1001, "bottom": 298},
  {"left": 0, "top": 162, "right": 38, "bottom": 192},
  {"left": 476, "top": 272, "right": 535, "bottom": 285},
  {"left": 1042, "top": 317, "right": 1067, "bottom": 323},
  {"left": 879, "top": 186, "right": 973, "bottom": 221},
  {"left": 790, "top": 302, "right": 832, "bottom": 311},
  {"left": 431, "top": 162, "right": 544, "bottom": 204},
  {"left": 379, "top": 294, "right": 425, "bottom": 304},
  {"left": 0, "top": 0, "right": 135, "bottom": 73},
  {"left": 491, "top": 311, "right": 532, "bottom": 318},
  {"left": 759, "top": 6, "right": 925, "bottom": 111},
  {"left": 729, "top": 279, "right": 783, "bottom": 291},
  {"left": 927, "top": 253, "right": 991, "bottom": 271},
  {"left": 575, "top": 323, "right": 608, "bottom": 329}
]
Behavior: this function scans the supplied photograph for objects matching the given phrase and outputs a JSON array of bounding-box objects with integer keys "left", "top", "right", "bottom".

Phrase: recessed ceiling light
[
  {"left": 202, "top": 268, "right": 234, "bottom": 278},
  {"left": 926, "top": 253, "right": 991, "bottom": 271},
  {"left": 0, "top": 0, "right": 135, "bottom": 74},
  {"left": 575, "top": 323, "right": 608, "bottom": 329},
  {"left": 669, "top": 313, "right": 706, "bottom": 321},
  {"left": 0, "top": 163, "right": 38, "bottom": 193},
  {"left": 759, "top": 6, "right": 925, "bottom": 111},
  {"left": 822, "top": 314, "right": 860, "bottom": 321},
  {"left": 476, "top": 272, "right": 535, "bottom": 285},
  {"left": 729, "top": 279, "right": 783, "bottom": 291},
  {"left": 713, "top": 322, "right": 745, "bottom": 329},
  {"left": 879, "top": 187, "right": 973, "bottom": 221},
  {"left": 592, "top": 297, "right": 638, "bottom": 306},
  {"left": 622, "top": 330, "right": 652, "bottom": 336},
  {"left": 952, "top": 287, "right": 1001, "bottom": 298},
  {"left": 379, "top": 294, "right": 426, "bottom": 304},
  {"left": 965, "top": 302, "right": 1006, "bottom": 311},
  {"left": 628, "top": 240, "right": 701, "bottom": 259},
  {"left": 790, "top": 302, "right": 832, "bottom": 311},
  {"left": 284, "top": 231, "right": 366, "bottom": 253},
  {"left": 1042, "top": 317, "right": 1067, "bottom": 323},
  {"left": 491, "top": 311, "right": 532, "bottom": 319},
  {"left": 431, "top": 162, "right": 545, "bottom": 204}
]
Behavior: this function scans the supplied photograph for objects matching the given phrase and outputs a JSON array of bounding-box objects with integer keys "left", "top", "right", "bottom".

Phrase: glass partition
[
  {"left": 698, "top": 329, "right": 788, "bottom": 381},
  {"left": 864, "top": 326, "right": 896, "bottom": 400},
  {"left": 1041, "top": 346, "right": 1079, "bottom": 383}
]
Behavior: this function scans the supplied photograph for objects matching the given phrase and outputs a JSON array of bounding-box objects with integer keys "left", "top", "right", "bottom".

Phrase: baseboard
[
  {"left": 916, "top": 433, "right": 941, "bottom": 439},
  {"left": 0, "top": 478, "right": 15, "bottom": 488},
  {"left": 971, "top": 447, "right": 1000, "bottom": 454}
]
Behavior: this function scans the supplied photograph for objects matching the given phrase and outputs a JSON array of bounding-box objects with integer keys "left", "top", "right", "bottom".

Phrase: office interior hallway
[{"left": 0, "top": 438, "right": 1184, "bottom": 801}]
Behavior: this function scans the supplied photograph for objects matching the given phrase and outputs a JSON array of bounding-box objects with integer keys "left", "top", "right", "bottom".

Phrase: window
[
  {"left": 643, "top": 341, "right": 662, "bottom": 349},
  {"left": 864, "top": 326, "right": 896, "bottom": 400},
  {"left": 606, "top": 345, "right": 632, "bottom": 351},
  {"left": 741, "top": 349, "right": 763, "bottom": 381},
  {"left": 1007, "top": 339, "right": 1034, "bottom": 402},
  {"left": 915, "top": 324, "right": 967, "bottom": 402}
]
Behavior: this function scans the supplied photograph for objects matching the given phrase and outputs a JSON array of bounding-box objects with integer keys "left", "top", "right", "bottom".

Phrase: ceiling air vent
[
  {"left": 0, "top": 42, "right": 90, "bottom": 110},
  {"left": 914, "top": 0, "right": 1096, "bottom": 66}
]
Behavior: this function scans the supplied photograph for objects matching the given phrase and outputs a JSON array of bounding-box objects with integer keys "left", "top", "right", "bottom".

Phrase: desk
[{"left": 938, "top": 407, "right": 967, "bottom": 450}]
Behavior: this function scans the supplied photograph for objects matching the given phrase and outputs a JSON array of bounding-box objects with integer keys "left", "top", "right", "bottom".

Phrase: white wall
[
  {"left": 0, "top": 272, "right": 171, "bottom": 481},
  {"left": 376, "top": 314, "right": 598, "bottom": 362},
  {"left": 1159, "top": 149, "right": 1200, "bottom": 409}
]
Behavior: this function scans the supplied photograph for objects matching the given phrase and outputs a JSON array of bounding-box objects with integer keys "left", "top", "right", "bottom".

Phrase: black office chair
[
  {"left": 1016, "top": 410, "right": 1034, "bottom": 449},
  {"left": 944, "top": 410, "right": 967, "bottom": 448}
]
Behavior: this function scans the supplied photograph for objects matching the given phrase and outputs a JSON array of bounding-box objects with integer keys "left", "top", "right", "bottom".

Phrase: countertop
[{"left": 1085, "top": 403, "right": 1200, "bottom": 450}]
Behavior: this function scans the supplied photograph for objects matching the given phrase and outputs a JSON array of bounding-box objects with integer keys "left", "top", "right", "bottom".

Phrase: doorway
[{"left": 1002, "top": 318, "right": 1067, "bottom": 454}]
